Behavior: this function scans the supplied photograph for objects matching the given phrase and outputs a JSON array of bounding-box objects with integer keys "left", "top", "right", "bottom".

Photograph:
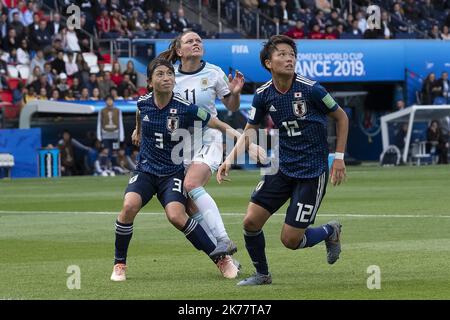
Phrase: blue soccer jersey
[
  {"left": 136, "top": 92, "right": 211, "bottom": 176},
  {"left": 248, "top": 74, "right": 339, "bottom": 179}
]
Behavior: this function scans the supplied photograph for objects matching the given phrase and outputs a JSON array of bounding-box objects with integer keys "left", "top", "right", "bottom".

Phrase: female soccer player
[
  {"left": 112, "top": 58, "right": 260, "bottom": 281},
  {"left": 217, "top": 35, "right": 349, "bottom": 286},
  {"left": 133, "top": 31, "right": 245, "bottom": 263}
]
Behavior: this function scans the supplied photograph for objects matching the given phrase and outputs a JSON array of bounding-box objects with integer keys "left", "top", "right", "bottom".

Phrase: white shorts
[{"left": 183, "top": 127, "right": 223, "bottom": 173}]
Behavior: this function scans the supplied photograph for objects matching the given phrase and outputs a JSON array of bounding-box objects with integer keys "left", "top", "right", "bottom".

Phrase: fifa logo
[{"left": 366, "top": 5, "right": 381, "bottom": 30}]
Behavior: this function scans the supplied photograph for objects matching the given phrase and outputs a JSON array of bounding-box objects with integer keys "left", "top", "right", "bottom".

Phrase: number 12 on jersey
[{"left": 282, "top": 120, "right": 302, "bottom": 137}]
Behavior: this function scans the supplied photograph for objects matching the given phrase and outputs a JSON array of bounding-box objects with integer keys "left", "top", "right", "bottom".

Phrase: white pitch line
[{"left": 1, "top": 211, "right": 450, "bottom": 218}]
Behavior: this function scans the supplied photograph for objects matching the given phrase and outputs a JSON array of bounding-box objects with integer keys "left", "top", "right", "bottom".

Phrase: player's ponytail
[{"left": 157, "top": 31, "right": 200, "bottom": 64}]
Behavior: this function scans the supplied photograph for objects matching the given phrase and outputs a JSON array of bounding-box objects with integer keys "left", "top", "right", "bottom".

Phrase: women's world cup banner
[{"left": 154, "top": 39, "right": 450, "bottom": 83}]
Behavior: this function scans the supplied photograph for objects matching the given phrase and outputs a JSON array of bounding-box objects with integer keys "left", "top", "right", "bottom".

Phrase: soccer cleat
[
  {"left": 237, "top": 272, "right": 272, "bottom": 286},
  {"left": 325, "top": 220, "right": 342, "bottom": 264},
  {"left": 216, "top": 255, "right": 241, "bottom": 279},
  {"left": 110, "top": 263, "right": 127, "bottom": 281},
  {"left": 209, "top": 239, "right": 238, "bottom": 260}
]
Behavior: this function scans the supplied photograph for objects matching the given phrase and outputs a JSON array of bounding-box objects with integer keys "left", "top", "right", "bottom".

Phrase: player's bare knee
[
  {"left": 243, "top": 217, "right": 260, "bottom": 232},
  {"left": 166, "top": 211, "right": 185, "bottom": 230},
  {"left": 121, "top": 202, "right": 139, "bottom": 219},
  {"left": 280, "top": 235, "right": 298, "bottom": 250},
  {"left": 183, "top": 179, "right": 200, "bottom": 193}
]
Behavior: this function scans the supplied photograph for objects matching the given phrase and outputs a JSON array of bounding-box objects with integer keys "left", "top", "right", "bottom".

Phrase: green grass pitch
[{"left": 1, "top": 165, "right": 450, "bottom": 299}]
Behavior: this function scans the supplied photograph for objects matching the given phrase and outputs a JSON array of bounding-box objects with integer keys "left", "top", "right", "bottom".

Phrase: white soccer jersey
[{"left": 174, "top": 61, "right": 230, "bottom": 117}]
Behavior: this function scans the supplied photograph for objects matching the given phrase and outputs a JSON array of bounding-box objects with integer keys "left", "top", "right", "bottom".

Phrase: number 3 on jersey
[
  {"left": 282, "top": 120, "right": 302, "bottom": 137},
  {"left": 155, "top": 132, "right": 163, "bottom": 149}
]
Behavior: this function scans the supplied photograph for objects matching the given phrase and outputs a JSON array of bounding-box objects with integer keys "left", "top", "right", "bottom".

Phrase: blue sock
[
  {"left": 244, "top": 229, "right": 269, "bottom": 275},
  {"left": 297, "top": 224, "right": 333, "bottom": 249},
  {"left": 114, "top": 220, "right": 133, "bottom": 265},
  {"left": 182, "top": 218, "right": 215, "bottom": 255}
]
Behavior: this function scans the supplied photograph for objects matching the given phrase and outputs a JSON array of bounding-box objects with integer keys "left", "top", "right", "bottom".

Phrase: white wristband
[{"left": 334, "top": 152, "right": 344, "bottom": 160}]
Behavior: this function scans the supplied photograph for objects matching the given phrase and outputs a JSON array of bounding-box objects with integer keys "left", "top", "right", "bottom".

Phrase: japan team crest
[
  {"left": 166, "top": 116, "right": 179, "bottom": 133},
  {"left": 292, "top": 99, "right": 307, "bottom": 117}
]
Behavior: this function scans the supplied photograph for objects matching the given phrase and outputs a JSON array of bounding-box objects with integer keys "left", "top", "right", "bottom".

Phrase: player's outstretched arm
[
  {"left": 132, "top": 110, "right": 141, "bottom": 146},
  {"left": 327, "top": 107, "right": 349, "bottom": 186},
  {"left": 215, "top": 122, "right": 261, "bottom": 184}
]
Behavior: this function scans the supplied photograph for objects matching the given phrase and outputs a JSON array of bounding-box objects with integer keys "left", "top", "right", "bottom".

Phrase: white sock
[
  {"left": 188, "top": 187, "right": 229, "bottom": 242},
  {"left": 191, "top": 211, "right": 217, "bottom": 245}
]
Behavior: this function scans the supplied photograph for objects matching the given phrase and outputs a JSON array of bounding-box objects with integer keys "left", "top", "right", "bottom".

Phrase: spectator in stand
[
  {"left": 50, "top": 88, "right": 60, "bottom": 101},
  {"left": 98, "top": 71, "right": 116, "bottom": 99},
  {"left": 324, "top": 24, "right": 338, "bottom": 39},
  {"left": 309, "top": 23, "right": 324, "bottom": 39},
  {"left": 79, "top": 87, "right": 90, "bottom": 101},
  {"left": 0, "top": 13, "right": 8, "bottom": 40},
  {"left": 86, "top": 72, "right": 98, "bottom": 95},
  {"left": 12, "top": 81, "right": 25, "bottom": 111},
  {"left": 58, "top": 129, "right": 93, "bottom": 176},
  {"left": 56, "top": 72, "right": 69, "bottom": 98},
  {"left": 144, "top": 9, "right": 160, "bottom": 37},
  {"left": 127, "top": 8, "right": 147, "bottom": 37},
  {"left": 355, "top": 11, "right": 367, "bottom": 34},
  {"left": 110, "top": 87, "right": 123, "bottom": 100},
  {"left": 65, "top": 89, "right": 76, "bottom": 101},
  {"left": 70, "top": 77, "right": 82, "bottom": 99},
  {"left": 420, "top": 0, "right": 435, "bottom": 20},
  {"left": 421, "top": 72, "right": 440, "bottom": 105},
  {"left": 31, "top": 19, "right": 52, "bottom": 53},
  {"left": 76, "top": 13, "right": 93, "bottom": 52},
  {"left": 63, "top": 26, "right": 81, "bottom": 52},
  {"left": 429, "top": 24, "right": 441, "bottom": 39},
  {"left": 51, "top": 50, "right": 66, "bottom": 76},
  {"left": 345, "top": 14, "right": 354, "bottom": 32},
  {"left": 3, "top": 28, "right": 19, "bottom": 52},
  {"left": 43, "top": 62, "right": 55, "bottom": 86},
  {"left": 30, "top": 49, "right": 46, "bottom": 76},
  {"left": 310, "top": 10, "right": 326, "bottom": 30},
  {"left": 91, "top": 87, "right": 101, "bottom": 101},
  {"left": 27, "top": 65, "right": 41, "bottom": 85},
  {"left": 381, "top": 11, "right": 394, "bottom": 39},
  {"left": 74, "top": 53, "right": 90, "bottom": 86},
  {"left": 315, "top": 0, "right": 332, "bottom": 14},
  {"left": 123, "top": 60, "right": 137, "bottom": 86},
  {"left": 28, "top": 12, "right": 40, "bottom": 35},
  {"left": 284, "top": 20, "right": 306, "bottom": 39},
  {"left": 113, "top": 147, "right": 133, "bottom": 175},
  {"left": 327, "top": 9, "right": 344, "bottom": 27},
  {"left": 175, "top": 7, "right": 192, "bottom": 32},
  {"left": 65, "top": 52, "right": 78, "bottom": 77},
  {"left": 391, "top": 2, "right": 408, "bottom": 33},
  {"left": 403, "top": 0, "right": 419, "bottom": 21},
  {"left": 336, "top": 23, "right": 345, "bottom": 38},
  {"left": 426, "top": 120, "right": 449, "bottom": 164},
  {"left": 22, "top": 1, "right": 34, "bottom": 27},
  {"left": 38, "top": 87, "right": 48, "bottom": 100},
  {"left": 436, "top": 71, "right": 450, "bottom": 102},
  {"left": 10, "top": 11, "right": 25, "bottom": 40},
  {"left": 350, "top": 19, "right": 362, "bottom": 36},
  {"left": 8, "top": 47, "right": 18, "bottom": 65},
  {"left": 117, "top": 74, "right": 137, "bottom": 97},
  {"left": 441, "top": 25, "right": 450, "bottom": 40},
  {"left": 110, "top": 62, "right": 123, "bottom": 87},
  {"left": 96, "top": 8, "right": 119, "bottom": 39},
  {"left": 17, "top": 39, "right": 30, "bottom": 65},
  {"left": 48, "top": 12, "right": 65, "bottom": 37},
  {"left": 279, "top": 1, "right": 291, "bottom": 25},
  {"left": 159, "top": 10, "right": 176, "bottom": 33},
  {"left": 122, "top": 87, "right": 134, "bottom": 100},
  {"left": 31, "top": 74, "right": 51, "bottom": 95},
  {"left": 24, "top": 85, "right": 37, "bottom": 103}
]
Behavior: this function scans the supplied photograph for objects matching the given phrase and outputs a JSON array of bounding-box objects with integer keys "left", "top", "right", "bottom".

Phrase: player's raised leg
[
  {"left": 111, "top": 192, "right": 141, "bottom": 281},
  {"left": 237, "top": 202, "right": 273, "bottom": 286}
]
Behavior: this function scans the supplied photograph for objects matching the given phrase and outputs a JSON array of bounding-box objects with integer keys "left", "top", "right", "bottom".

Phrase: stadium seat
[
  {"left": 433, "top": 97, "right": 447, "bottom": 105},
  {"left": 82, "top": 52, "right": 98, "bottom": 69},
  {"left": 102, "top": 53, "right": 112, "bottom": 64},
  {"left": 214, "top": 32, "right": 242, "bottom": 39},
  {"left": 157, "top": 33, "right": 178, "bottom": 39},
  {"left": 0, "top": 90, "right": 13, "bottom": 103},
  {"left": 7, "top": 78, "right": 20, "bottom": 90},
  {"left": 17, "top": 64, "right": 30, "bottom": 80},
  {"left": 7, "top": 65, "right": 18, "bottom": 78},
  {"left": 0, "top": 102, "right": 19, "bottom": 119}
]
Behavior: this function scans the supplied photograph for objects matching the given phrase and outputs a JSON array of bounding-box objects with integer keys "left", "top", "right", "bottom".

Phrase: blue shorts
[
  {"left": 124, "top": 170, "right": 187, "bottom": 208},
  {"left": 250, "top": 170, "right": 328, "bottom": 229}
]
